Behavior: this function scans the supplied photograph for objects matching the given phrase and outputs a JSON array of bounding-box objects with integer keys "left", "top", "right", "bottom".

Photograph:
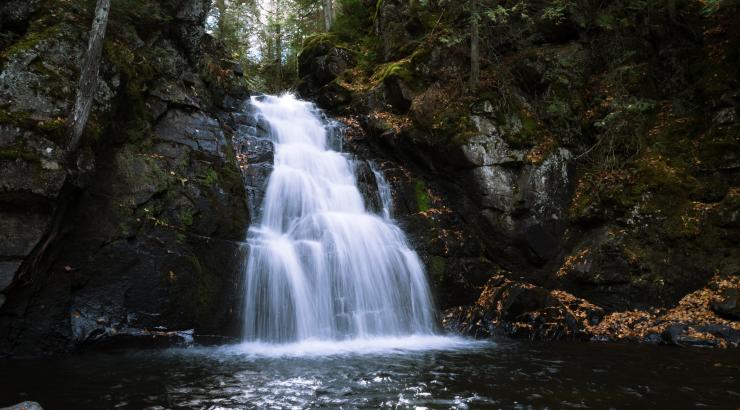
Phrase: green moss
[
  {"left": 415, "top": 181, "right": 431, "bottom": 212},
  {"left": 36, "top": 117, "right": 68, "bottom": 143},
  {"left": 0, "top": 109, "right": 31, "bottom": 127},
  {"left": 502, "top": 111, "right": 542, "bottom": 148},
  {"left": 198, "top": 168, "right": 219, "bottom": 186},
  {"left": 429, "top": 256, "right": 447, "bottom": 284},
  {"left": 0, "top": 25, "right": 60, "bottom": 61},
  {"left": 0, "top": 109, "right": 70, "bottom": 145},
  {"left": 371, "top": 59, "right": 413, "bottom": 84},
  {"left": 189, "top": 254, "right": 219, "bottom": 324},
  {"left": 0, "top": 145, "right": 39, "bottom": 162},
  {"left": 180, "top": 208, "right": 194, "bottom": 227},
  {"left": 301, "top": 33, "right": 337, "bottom": 53}
]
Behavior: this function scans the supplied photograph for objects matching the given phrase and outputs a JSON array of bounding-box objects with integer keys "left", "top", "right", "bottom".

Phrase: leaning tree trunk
[
  {"left": 323, "top": 0, "right": 332, "bottom": 31},
  {"left": 275, "top": 22, "right": 283, "bottom": 91},
  {"left": 469, "top": 0, "right": 480, "bottom": 92},
  {"left": 68, "top": 0, "right": 110, "bottom": 153},
  {"left": 216, "top": 0, "right": 227, "bottom": 38}
]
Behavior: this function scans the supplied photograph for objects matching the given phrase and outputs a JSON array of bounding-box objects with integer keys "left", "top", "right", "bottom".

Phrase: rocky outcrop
[
  {"left": 0, "top": 0, "right": 250, "bottom": 356},
  {"left": 443, "top": 275, "right": 603, "bottom": 341},
  {"left": 444, "top": 274, "right": 740, "bottom": 347}
]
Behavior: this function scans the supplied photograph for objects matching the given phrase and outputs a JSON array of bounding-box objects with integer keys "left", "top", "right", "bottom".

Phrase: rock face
[
  {"left": 300, "top": 0, "right": 740, "bottom": 346},
  {"left": 0, "top": 0, "right": 250, "bottom": 356}
]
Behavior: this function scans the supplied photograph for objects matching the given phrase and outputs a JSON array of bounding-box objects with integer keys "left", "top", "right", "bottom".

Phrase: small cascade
[
  {"left": 242, "top": 94, "right": 436, "bottom": 343},
  {"left": 369, "top": 161, "right": 394, "bottom": 220}
]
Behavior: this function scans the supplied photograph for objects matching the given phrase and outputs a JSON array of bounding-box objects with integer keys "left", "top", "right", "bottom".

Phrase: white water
[{"left": 242, "top": 94, "right": 437, "bottom": 346}]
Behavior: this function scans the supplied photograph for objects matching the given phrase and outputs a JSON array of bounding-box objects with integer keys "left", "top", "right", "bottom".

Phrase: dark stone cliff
[{"left": 0, "top": 0, "right": 251, "bottom": 356}]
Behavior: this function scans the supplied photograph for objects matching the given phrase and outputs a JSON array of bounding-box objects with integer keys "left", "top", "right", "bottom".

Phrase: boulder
[
  {"left": 711, "top": 288, "right": 740, "bottom": 319},
  {"left": 0, "top": 402, "right": 43, "bottom": 410}
]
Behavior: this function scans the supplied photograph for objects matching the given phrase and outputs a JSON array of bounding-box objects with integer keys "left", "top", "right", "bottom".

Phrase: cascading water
[{"left": 242, "top": 94, "right": 436, "bottom": 344}]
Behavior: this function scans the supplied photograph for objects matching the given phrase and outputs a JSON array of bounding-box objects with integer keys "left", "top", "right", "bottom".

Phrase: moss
[
  {"left": 0, "top": 109, "right": 70, "bottom": 145},
  {"left": 0, "top": 109, "right": 31, "bottom": 127},
  {"left": 191, "top": 255, "right": 219, "bottom": 324},
  {"left": 198, "top": 168, "right": 219, "bottom": 186},
  {"left": 0, "top": 25, "right": 61, "bottom": 62},
  {"left": 180, "top": 208, "right": 194, "bottom": 227},
  {"left": 371, "top": 59, "right": 413, "bottom": 84},
  {"left": 300, "top": 33, "right": 338, "bottom": 57},
  {"left": 415, "top": 180, "right": 431, "bottom": 212},
  {"left": 501, "top": 110, "right": 543, "bottom": 149},
  {"left": 0, "top": 145, "right": 39, "bottom": 162},
  {"left": 429, "top": 256, "right": 447, "bottom": 284},
  {"left": 36, "top": 117, "right": 68, "bottom": 144}
]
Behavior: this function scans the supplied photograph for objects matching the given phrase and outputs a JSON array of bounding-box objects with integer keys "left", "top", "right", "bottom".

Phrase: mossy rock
[
  {"left": 415, "top": 180, "right": 431, "bottom": 212},
  {"left": 371, "top": 58, "right": 413, "bottom": 84}
]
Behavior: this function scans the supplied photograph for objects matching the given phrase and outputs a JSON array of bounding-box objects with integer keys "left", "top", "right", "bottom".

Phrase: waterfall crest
[{"left": 242, "top": 94, "right": 436, "bottom": 343}]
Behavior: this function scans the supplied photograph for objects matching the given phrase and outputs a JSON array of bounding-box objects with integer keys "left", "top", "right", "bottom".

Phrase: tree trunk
[
  {"left": 323, "top": 0, "right": 332, "bottom": 31},
  {"left": 470, "top": 0, "right": 480, "bottom": 92},
  {"left": 68, "top": 0, "right": 110, "bottom": 153},
  {"left": 216, "top": 0, "right": 227, "bottom": 38},
  {"left": 275, "top": 22, "right": 282, "bottom": 91}
]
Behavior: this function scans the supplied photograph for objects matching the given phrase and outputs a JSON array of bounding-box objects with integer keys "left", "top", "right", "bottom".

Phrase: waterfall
[{"left": 242, "top": 94, "right": 436, "bottom": 343}]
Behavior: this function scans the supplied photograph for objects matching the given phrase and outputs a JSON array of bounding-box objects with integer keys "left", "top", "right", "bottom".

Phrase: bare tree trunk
[
  {"left": 275, "top": 24, "right": 283, "bottom": 91},
  {"left": 216, "top": 0, "right": 227, "bottom": 38},
  {"left": 470, "top": 0, "right": 480, "bottom": 92},
  {"left": 68, "top": 0, "right": 110, "bottom": 153},
  {"left": 323, "top": 0, "right": 332, "bottom": 31}
]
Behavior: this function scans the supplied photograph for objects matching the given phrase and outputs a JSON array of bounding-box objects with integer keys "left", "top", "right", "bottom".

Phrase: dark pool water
[{"left": 1, "top": 336, "right": 739, "bottom": 409}]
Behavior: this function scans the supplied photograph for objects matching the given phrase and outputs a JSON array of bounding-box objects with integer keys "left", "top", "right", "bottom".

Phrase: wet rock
[
  {"left": 0, "top": 212, "right": 51, "bottom": 274},
  {"left": 231, "top": 111, "right": 275, "bottom": 220},
  {"left": 155, "top": 109, "right": 227, "bottom": 156},
  {"left": 354, "top": 161, "right": 383, "bottom": 214},
  {"left": 0, "top": 401, "right": 43, "bottom": 410},
  {"left": 0, "top": 262, "right": 19, "bottom": 292},
  {"left": 711, "top": 288, "right": 740, "bottom": 319},
  {"left": 472, "top": 166, "right": 516, "bottom": 211},
  {"left": 460, "top": 128, "right": 527, "bottom": 167}
]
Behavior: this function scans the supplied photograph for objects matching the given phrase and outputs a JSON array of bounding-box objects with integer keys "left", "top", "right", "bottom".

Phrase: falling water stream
[{"left": 242, "top": 94, "right": 437, "bottom": 347}]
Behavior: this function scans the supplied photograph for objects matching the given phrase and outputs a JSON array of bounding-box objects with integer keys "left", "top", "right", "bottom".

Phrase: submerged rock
[{"left": 0, "top": 402, "right": 43, "bottom": 410}]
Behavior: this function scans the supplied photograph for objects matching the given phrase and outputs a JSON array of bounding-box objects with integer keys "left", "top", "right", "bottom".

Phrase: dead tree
[{"left": 68, "top": 0, "right": 110, "bottom": 153}]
